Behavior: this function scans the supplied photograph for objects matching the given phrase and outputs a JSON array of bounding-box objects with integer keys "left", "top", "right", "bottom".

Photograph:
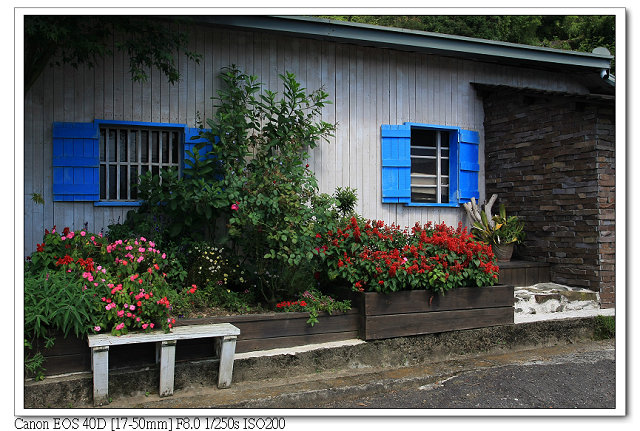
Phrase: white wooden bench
[{"left": 87, "top": 323, "right": 240, "bottom": 406}]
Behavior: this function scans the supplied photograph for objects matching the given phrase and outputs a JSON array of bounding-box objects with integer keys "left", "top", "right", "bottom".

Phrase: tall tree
[{"left": 24, "top": 16, "right": 202, "bottom": 95}]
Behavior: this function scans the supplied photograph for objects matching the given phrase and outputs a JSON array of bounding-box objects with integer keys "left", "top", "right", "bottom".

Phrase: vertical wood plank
[
  {"left": 203, "top": 26, "right": 214, "bottom": 124},
  {"left": 361, "top": 47, "right": 374, "bottom": 220},
  {"left": 24, "top": 75, "right": 35, "bottom": 253},
  {"left": 178, "top": 27, "right": 189, "bottom": 126},
  {"left": 195, "top": 26, "right": 206, "bottom": 124},
  {"left": 348, "top": 45, "right": 357, "bottom": 206},
  {"left": 320, "top": 41, "right": 336, "bottom": 196},
  {"left": 306, "top": 39, "right": 322, "bottom": 184},
  {"left": 43, "top": 64, "right": 55, "bottom": 235},
  {"left": 379, "top": 48, "right": 391, "bottom": 223},
  {"left": 335, "top": 43, "right": 347, "bottom": 191},
  {"left": 169, "top": 22, "right": 181, "bottom": 124},
  {"left": 160, "top": 35, "right": 171, "bottom": 124}
]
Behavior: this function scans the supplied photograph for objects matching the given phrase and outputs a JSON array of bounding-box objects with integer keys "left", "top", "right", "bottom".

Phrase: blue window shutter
[
  {"left": 183, "top": 127, "right": 214, "bottom": 170},
  {"left": 52, "top": 122, "right": 99, "bottom": 201},
  {"left": 381, "top": 125, "right": 411, "bottom": 203},
  {"left": 457, "top": 128, "right": 480, "bottom": 203},
  {"left": 448, "top": 132, "right": 459, "bottom": 204}
]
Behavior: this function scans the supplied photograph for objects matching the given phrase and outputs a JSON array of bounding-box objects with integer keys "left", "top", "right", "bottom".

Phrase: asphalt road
[{"left": 312, "top": 341, "right": 616, "bottom": 409}]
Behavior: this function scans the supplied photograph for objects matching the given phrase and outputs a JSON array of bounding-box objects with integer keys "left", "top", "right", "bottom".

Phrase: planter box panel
[
  {"left": 38, "top": 353, "right": 91, "bottom": 375},
  {"left": 178, "top": 310, "right": 360, "bottom": 341},
  {"left": 235, "top": 331, "right": 360, "bottom": 354},
  {"left": 363, "top": 285, "right": 513, "bottom": 316},
  {"left": 364, "top": 307, "right": 514, "bottom": 340}
]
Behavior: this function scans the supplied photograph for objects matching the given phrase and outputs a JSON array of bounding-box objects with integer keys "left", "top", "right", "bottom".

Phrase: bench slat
[{"left": 88, "top": 323, "right": 240, "bottom": 347}]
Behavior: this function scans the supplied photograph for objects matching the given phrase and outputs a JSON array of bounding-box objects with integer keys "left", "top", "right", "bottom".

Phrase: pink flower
[
  {"left": 231, "top": 203, "right": 239, "bottom": 211},
  {"left": 67, "top": 231, "right": 75, "bottom": 239},
  {"left": 115, "top": 323, "right": 124, "bottom": 331},
  {"left": 140, "top": 237, "right": 146, "bottom": 242},
  {"left": 139, "top": 247, "right": 145, "bottom": 253},
  {"left": 136, "top": 317, "right": 141, "bottom": 322},
  {"left": 150, "top": 323, "right": 155, "bottom": 329},
  {"left": 129, "top": 305, "right": 135, "bottom": 311},
  {"left": 90, "top": 236, "right": 95, "bottom": 241},
  {"left": 61, "top": 236, "right": 67, "bottom": 241},
  {"left": 80, "top": 231, "right": 86, "bottom": 237},
  {"left": 117, "top": 310, "right": 125, "bottom": 317},
  {"left": 94, "top": 326, "right": 101, "bottom": 332},
  {"left": 149, "top": 241, "right": 155, "bottom": 247},
  {"left": 162, "top": 253, "right": 166, "bottom": 259},
  {"left": 142, "top": 323, "right": 148, "bottom": 330}
]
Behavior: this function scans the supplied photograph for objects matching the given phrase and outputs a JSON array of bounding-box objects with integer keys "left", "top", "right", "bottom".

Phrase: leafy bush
[
  {"left": 314, "top": 218, "right": 499, "bottom": 295},
  {"left": 26, "top": 228, "right": 193, "bottom": 337},
  {"left": 208, "top": 66, "right": 337, "bottom": 305}
]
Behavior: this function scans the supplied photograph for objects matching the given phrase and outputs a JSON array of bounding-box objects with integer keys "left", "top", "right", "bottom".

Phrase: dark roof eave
[{"left": 195, "top": 15, "right": 613, "bottom": 72}]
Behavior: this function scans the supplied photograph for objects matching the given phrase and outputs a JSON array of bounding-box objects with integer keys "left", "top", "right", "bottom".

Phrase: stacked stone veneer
[{"left": 479, "top": 86, "right": 615, "bottom": 308}]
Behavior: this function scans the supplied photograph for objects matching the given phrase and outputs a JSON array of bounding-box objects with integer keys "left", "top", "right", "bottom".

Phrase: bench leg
[
  {"left": 91, "top": 346, "right": 109, "bottom": 406},
  {"left": 159, "top": 340, "right": 177, "bottom": 397},
  {"left": 218, "top": 335, "right": 237, "bottom": 389}
]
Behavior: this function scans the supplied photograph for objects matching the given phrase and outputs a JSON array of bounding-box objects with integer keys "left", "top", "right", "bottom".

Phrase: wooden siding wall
[{"left": 24, "top": 23, "right": 589, "bottom": 255}]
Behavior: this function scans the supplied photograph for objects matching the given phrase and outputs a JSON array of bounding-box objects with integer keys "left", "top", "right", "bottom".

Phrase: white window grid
[
  {"left": 99, "top": 126, "right": 182, "bottom": 201},
  {"left": 410, "top": 130, "right": 449, "bottom": 204}
]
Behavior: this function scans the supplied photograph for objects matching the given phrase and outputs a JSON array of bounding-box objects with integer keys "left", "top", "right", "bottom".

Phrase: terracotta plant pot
[{"left": 493, "top": 243, "right": 515, "bottom": 262}]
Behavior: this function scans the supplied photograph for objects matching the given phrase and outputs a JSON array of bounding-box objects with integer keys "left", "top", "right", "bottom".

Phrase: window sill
[
  {"left": 405, "top": 203, "right": 460, "bottom": 208},
  {"left": 94, "top": 201, "right": 142, "bottom": 207}
]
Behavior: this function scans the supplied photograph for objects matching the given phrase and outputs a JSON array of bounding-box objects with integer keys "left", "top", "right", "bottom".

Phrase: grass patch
[{"left": 594, "top": 315, "right": 615, "bottom": 340}]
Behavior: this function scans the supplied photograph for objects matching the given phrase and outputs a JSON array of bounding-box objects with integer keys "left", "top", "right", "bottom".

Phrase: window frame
[
  {"left": 403, "top": 122, "right": 460, "bottom": 207},
  {"left": 381, "top": 122, "right": 479, "bottom": 208},
  {"left": 96, "top": 121, "right": 184, "bottom": 205},
  {"left": 408, "top": 126, "right": 453, "bottom": 205},
  {"left": 52, "top": 119, "right": 209, "bottom": 207}
]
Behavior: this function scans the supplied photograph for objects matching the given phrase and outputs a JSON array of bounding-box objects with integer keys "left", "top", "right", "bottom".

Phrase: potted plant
[{"left": 469, "top": 202, "right": 525, "bottom": 262}]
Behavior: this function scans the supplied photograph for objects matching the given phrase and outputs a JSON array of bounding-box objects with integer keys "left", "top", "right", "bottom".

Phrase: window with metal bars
[
  {"left": 99, "top": 126, "right": 182, "bottom": 201},
  {"left": 410, "top": 128, "right": 449, "bottom": 204}
]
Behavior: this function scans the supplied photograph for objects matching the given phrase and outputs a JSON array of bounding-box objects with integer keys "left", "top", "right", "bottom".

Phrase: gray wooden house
[{"left": 23, "top": 16, "right": 616, "bottom": 306}]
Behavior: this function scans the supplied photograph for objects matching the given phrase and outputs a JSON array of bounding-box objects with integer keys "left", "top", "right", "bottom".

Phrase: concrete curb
[{"left": 23, "top": 315, "right": 613, "bottom": 409}]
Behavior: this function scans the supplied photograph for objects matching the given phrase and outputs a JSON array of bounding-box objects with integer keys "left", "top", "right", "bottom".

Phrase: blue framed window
[
  {"left": 52, "top": 120, "right": 210, "bottom": 205},
  {"left": 381, "top": 122, "right": 480, "bottom": 207}
]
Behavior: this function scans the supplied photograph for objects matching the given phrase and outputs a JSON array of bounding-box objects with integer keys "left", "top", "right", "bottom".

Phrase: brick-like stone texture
[{"left": 479, "top": 88, "right": 615, "bottom": 308}]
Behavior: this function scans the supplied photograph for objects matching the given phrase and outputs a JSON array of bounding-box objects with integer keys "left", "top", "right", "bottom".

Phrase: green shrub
[{"left": 594, "top": 315, "right": 615, "bottom": 340}]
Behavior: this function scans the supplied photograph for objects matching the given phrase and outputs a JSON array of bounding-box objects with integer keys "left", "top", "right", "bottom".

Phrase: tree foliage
[
  {"left": 321, "top": 15, "right": 615, "bottom": 72},
  {"left": 24, "top": 16, "right": 202, "bottom": 95}
]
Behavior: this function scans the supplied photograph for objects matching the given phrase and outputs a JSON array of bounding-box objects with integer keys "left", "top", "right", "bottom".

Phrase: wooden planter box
[{"left": 359, "top": 285, "right": 514, "bottom": 340}]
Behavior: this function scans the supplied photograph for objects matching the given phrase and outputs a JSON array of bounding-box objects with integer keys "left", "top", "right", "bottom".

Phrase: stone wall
[{"left": 478, "top": 86, "right": 615, "bottom": 308}]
